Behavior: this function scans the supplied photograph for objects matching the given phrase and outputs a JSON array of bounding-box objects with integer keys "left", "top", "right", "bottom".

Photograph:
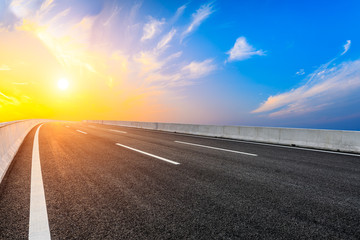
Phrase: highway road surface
[{"left": 0, "top": 122, "right": 359, "bottom": 239}]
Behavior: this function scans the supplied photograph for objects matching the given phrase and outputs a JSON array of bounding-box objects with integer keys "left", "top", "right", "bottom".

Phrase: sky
[{"left": 0, "top": 0, "right": 360, "bottom": 130}]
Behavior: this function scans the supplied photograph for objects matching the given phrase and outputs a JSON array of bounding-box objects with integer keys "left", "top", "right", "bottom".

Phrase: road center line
[
  {"left": 109, "top": 129, "right": 127, "bottom": 134},
  {"left": 29, "top": 124, "right": 51, "bottom": 240},
  {"left": 76, "top": 130, "right": 87, "bottom": 134},
  {"left": 115, "top": 143, "right": 180, "bottom": 165},
  {"left": 175, "top": 141, "right": 257, "bottom": 157}
]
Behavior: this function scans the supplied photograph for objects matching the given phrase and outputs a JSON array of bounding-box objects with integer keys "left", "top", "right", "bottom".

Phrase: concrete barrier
[
  {"left": 84, "top": 120, "right": 360, "bottom": 154},
  {"left": 0, "top": 120, "right": 46, "bottom": 183}
]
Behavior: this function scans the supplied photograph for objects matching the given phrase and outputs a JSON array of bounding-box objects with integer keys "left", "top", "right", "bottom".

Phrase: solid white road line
[
  {"left": 175, "top": 140, "right": 258, "bottom": 157},
  {"left": 76, "top": 130, "right": 87, "bottom": 134},
  {"left": 116, "top": 143, "right": 180, "bottom": 165},
  {"left": 29, "top": 124, "right": 51, "bottom": 240},
  {"left": 109, "top": 129, "right": 127, "bottom": 134}
]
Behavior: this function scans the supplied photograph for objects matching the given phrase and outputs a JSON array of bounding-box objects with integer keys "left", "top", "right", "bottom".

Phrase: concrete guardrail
[
  {"left": 0, "top": 120, "right": 46, "bottom": 183},
  {"left": 84, "top": 120, "right": 360, "bottom": 154}
]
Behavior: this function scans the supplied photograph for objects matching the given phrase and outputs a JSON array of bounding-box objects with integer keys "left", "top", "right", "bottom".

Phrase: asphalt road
[{"left": 0, "top": 122, "right": 359, "bottom": 239}]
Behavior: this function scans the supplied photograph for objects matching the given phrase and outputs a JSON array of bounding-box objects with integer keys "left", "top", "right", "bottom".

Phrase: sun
[{"left": 57, "top": 78, "right": 69, "bottom": 90}]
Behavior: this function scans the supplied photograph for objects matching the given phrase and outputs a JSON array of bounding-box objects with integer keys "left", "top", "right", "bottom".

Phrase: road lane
[
  {"left": 76, "top": 123, "right": 360, "bottom": 198},
  {"left": 71, "top": 122, "right": 360, "bottom": 238},
  {"left": 78, "top": 123, "right": 360, "bottom": 174},
  {"left": 39, "top": 123, "right": 188, "bottom": 239},
  {"left": 73, "top": 122, "right": 261, "bottom": 169},
  {"left": 0, "top": 122, "right": 359, "bottom": 239},
  {"left": 84, "top": 122, "right": 360, "bottom": 157}
]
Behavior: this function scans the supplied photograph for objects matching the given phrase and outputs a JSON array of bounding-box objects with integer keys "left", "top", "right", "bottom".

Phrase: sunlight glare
[{"left": 57, "top": 78, "right": 69, "bottom": 90}]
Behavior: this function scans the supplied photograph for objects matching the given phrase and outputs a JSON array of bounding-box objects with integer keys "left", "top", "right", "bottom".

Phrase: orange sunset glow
[
  {"left": 0, "top": 1, "right": 189, "bottom": 123},
  {"left": 1, "top": 0, "right": 360, "bottom": 130}
]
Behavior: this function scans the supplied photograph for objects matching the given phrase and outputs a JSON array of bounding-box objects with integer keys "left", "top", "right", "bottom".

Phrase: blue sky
[
  {"left": 1, "top": 0, "right": 360, "bottom": 130},
  {"left": 139, "top": 0, "right": 360, "bottom": 129}
]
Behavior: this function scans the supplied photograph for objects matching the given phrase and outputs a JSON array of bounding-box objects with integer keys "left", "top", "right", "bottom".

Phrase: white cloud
[
  {"left": 252, "top": 59, "right": 360, "bottom": 117},
  {"left": 227, "top": 36, "right": 265, "bottom": 61},
  {"left": 134, "top": 51, "right": 163, "bottom": 73},
  {"left": 156, "top": 29, "right": 176, "bottom": 51},
  {"left": 341, "top": 40, "right": 351, "bottom": 55},
  {"left": 165, "top": 51, "right": 182, "bottom": 62},
  {"left": 182, "top": 2, "right": 215, "bottom": 40},
  {"left": 141, "top": 17, "right": 165, "bottom": 41},
  {"left": 10, "top": 0, "right": 31, "bottom": 18},
  {"left": 181, "top": 59, "right": 216, "bottom": 79},
  {"left": 1, "top": 0, "right": 219, "bottom": 113},
  {"left": 171, "top": 4, "right": 186, "bottom": 23},
  {"left": 142, "top": 58, "right": 216, "bottom": 88},
  {"left": 296, "top": 69, "right": 305, "bottom": 75},
  {"left": 39, "top": 0, "right": 54, "bottom": 14},
  {"left": 0, "top": 64, "right": 11, "bottom": 70}
]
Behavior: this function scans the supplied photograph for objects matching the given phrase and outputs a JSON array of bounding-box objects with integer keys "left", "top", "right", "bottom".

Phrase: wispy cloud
[
  {"left": 341, "top": 40, "right": 351, "bottom": 55},
  {"left": 182, "top": 59, "right": 216, "bottom": 79},
  {"left": 0, "top": 0, "right": 218, "bottom": 119},
  {"left": 0, "top": 91, "right": 20, "bottom": 106},
  {"left": 103, "top": 6, "right": 120, "bottom": 26},
  {"left": 141, "top": 17, "right": 165, "bottom": 41},
  {"left": 39, "top": 0, "right": 54, "bottom": 15},
  {"left": 296, "top": 69, "right": 305, "bottom": 75},
  {"left": 0, "top": 1, "right": 19, "bottom": 30},
  {"left": 0, "top": 65, "right": 11, "bottom": 71},
  {"left": 143, "top": 58, "right": 216, "bottom": 88},
  {"left": 10, "top": 0, "right": 34, "bottom": 18},
  {"left": 0, "top": 91, "right": 12, "bottom": 100},
  {"left": 252, "top": 53, "right": 360, "bottom": 117},
  {"left": 171, "top": 4, "right": 187, "bottom": 23},
  {"left": 134, "top": 51, "right": 164, "bottom": 73},
  {"left": 182, "top": 2, "right": 215, "bottom": 40},
  {"left": 227, "top": 36, "right": 265, "bottom": 62},
  {"left": 156, "top": 28, "right": 176, "bottom": 51}
]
